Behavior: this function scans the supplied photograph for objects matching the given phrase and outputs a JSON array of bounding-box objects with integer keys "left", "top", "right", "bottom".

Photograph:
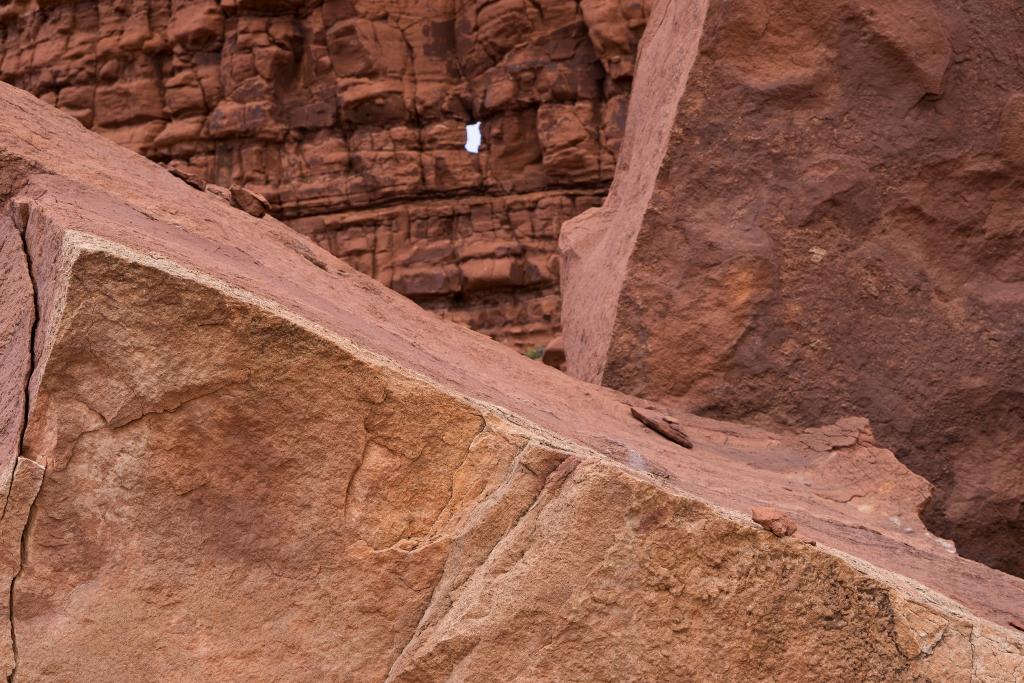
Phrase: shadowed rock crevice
[{"left": 0, "top": 190, "right": 46, "bottom": 683}]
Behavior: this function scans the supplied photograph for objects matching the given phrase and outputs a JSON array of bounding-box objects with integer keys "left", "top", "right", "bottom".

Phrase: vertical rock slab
[
  {"left": 560, "top": 0, "right": 709, "bottom": 384},
  {"left": 561, "top": 0, "right": 1024, "bottom": 575}
]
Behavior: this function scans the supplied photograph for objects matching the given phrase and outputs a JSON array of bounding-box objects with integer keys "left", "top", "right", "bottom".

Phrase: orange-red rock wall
[{"left": 0, "top": 0, "right": 649, "bottom": 348}]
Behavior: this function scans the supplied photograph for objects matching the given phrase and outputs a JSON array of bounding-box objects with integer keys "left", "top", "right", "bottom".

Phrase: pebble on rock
[{"left": 752, "top": 507, "right": 798, "bottom": 537}]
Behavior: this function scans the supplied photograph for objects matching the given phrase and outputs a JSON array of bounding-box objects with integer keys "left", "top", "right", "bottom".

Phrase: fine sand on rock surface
[{"left": 1, "top": 77, "right": 1023, "bottom": 680}]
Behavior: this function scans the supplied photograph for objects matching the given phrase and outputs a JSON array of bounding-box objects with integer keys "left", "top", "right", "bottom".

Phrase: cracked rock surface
[
  {"left": 0, "top": 82, "right": 1023, "bottom": 680},
  {"left": 561, "top": 0, "right": 1024, "bottom": 578},
  {"left": 0, "top": 0, "right": 651, "bottom": 350}
]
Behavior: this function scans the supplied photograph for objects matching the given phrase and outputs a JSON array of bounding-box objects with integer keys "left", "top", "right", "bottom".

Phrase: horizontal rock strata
[{"left": 0, "top": 0, "right": 651, "bottom": 349}]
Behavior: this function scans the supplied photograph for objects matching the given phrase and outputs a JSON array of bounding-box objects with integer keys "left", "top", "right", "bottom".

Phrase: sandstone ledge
[{"left": 1, "top": 82, "right": 1023, "bottom": 680}]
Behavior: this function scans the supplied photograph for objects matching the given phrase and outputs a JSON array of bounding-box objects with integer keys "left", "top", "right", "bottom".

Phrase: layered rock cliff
[
  {"left": 561, "top": 0, "right": 1024, "bottom": 576},
  {"left": 0, "top": 0, "right": 649, "bottom": 349},
  {"left": 2, "top": 80, "right": 1024, "bottom": 680}
]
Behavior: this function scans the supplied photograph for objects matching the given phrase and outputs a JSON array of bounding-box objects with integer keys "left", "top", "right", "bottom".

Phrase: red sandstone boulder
[
  {"left": 561, "top": 0, "right": 1024, "bottom": 577},
  {"left": 2, "top": 79, "right": 1024, "bottom": 680}
]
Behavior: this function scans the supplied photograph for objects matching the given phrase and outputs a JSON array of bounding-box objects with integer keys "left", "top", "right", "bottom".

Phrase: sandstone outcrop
[
  {"left": 0, "top": 0, "right": 651, "bottom": 350},
  {"left": 2, "top": 78, "right": 1024, "bottom": 680},
  {"left": 561, "top": 0, "right": 1024, "bottom": 576}
]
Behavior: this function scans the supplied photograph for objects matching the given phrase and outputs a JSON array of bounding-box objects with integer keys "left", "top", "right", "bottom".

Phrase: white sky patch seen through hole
[{"left": 465, "top": 122, "right": 481, "bottom": 153}]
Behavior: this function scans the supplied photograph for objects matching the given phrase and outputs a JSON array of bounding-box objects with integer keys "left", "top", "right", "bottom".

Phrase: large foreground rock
[
  {"left": 0, "top": 0, "right": 652, "bottom": 349},
  {"left": 1, "top": 83, "right": 1023, "bottom": 679},
  {"left": 561, "top": 0, "right": 1024, "bottom": 576}
]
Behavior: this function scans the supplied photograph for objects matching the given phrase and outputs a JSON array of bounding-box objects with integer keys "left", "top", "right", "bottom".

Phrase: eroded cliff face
[
  {"left": 0, "top": 0, "right": 648, "bottom": 349},
  {"left": 561, "top": 0, "right": 1024, "bottom": 577}
]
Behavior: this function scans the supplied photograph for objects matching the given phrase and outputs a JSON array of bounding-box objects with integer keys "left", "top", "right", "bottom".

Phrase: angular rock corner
[{"left": 0, "top": 71, "right": 1023, "bottom": 683}]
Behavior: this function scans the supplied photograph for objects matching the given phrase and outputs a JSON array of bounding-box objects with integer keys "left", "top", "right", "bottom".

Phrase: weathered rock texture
[
  {"left": 2, "top": 77, "right": 1024, "bottom": 681},
  {"left": 562, "top": 0, "right": 1024, "bottom": 577},
  {"left": 0, "top": 0, "right": 650, "bottom": 350}
]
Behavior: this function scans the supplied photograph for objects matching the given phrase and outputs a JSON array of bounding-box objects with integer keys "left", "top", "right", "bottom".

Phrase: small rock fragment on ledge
[
  {"left": 629, "top": 406, "right": 693, "bottom": 448},
  {"left": 165, "top": 165, "right": 207, "bottom": 191},
  {"left": 229, "top": 184, "right": 272, "bottom": 218},
  {"left": 206, "top": 183, "right": 232, "bottom": 203},
  {"left": 752, "top": 507, "right": 798, "bottom": 537}
]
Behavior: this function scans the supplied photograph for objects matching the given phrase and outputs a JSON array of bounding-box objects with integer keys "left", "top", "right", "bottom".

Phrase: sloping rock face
[
  {"left": 0, "top": 0, "right": 649, "bottom": 350},
  {"left": 2, "top": 79, "right": 1024, "bottom": 681},
  {"left": 561, "top": 0, "right": 1024, "bottom": 576}
]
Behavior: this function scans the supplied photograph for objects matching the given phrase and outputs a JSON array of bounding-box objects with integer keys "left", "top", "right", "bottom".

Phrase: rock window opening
[{"left": 465, "top": 122, "right": 481, "bottom": 153}]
